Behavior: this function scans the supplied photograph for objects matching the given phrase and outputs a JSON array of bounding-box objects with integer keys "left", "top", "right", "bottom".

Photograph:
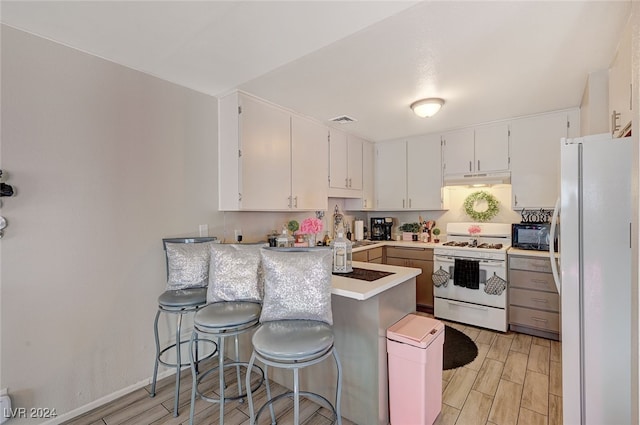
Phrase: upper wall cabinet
[
  {"left": 375, "top": 135, "right": 443, "bottom": 210},
  {"left": 609, "top": 19, "right": 632, "bottom": 137},
  {"left": 510, "top": 109, "right": 579, "bottom": 209},
  {"left": 345, "top": 140, "right": 375, "bottom": 210},
  {"left": 442, "top": 123, "right": 509, "bottom": 176},
  {"left": 329, "top": 129, "right": 363, "bottom": 197},
  {"left": 218, "top": 91, "right": 328, "bottom": 211}
]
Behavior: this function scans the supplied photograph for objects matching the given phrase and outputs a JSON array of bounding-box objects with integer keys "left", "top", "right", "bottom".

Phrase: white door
[
  {"left": 347, "top": 135, "right": 363, "bottom": 190},
  {"left": 407, "top": 135, "right": 442, "bottom": 210},
  {"left": 375, "top": 141, "right": 406, "bottom": 210},
  {"left": 442, "top": 128, "right": 474, "bottom": 175},
  {"left": 291, "top": 115, "right": 328, "bottom": 210},
  {"left": 329, "top": 129, "right": 348, "bottom": 189},
  {"left": 239, "top": 95, "right": 291, "bottom": 210},
  {"left": 511, "top": 110, "right": 578, "bottom": 209},
  {"left": 474, "top": 122, "right": 509, "bottom": 172}
]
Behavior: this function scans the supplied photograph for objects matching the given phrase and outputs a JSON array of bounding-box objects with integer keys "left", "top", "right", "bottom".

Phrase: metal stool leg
[
  {"left": 218, "top": 336, "right": 225, "bottom": 425},
  {"left": 333, "top": 348, "right": 343, "bottom": 425},
  {"left": 151, "top": 309, "right": 162, "bottom": 397},
  {"left": 173, "top": 312, "right": 183, "bottom": 417},
  {"left": 235, "top": 334, "right": 243, "bottom": 400},
  {"left": 293, "top": 367, "right": 300, "bottom": 425},
  {"left": 189, "top": 330, "right": 198, "bottom": 425}
]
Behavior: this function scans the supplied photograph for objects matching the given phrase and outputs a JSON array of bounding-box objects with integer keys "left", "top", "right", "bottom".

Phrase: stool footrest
[
  {"left": 255, "top": 391, "right": 338, "bottom": 424},
  {"left": 195, "top": 362, "right": 264, "bottom": 403},
  {"left": 157, "top": 337, "right": 217, "bottom": 369}
]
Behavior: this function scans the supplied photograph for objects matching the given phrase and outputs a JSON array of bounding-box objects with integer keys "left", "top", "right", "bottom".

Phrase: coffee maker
[{"left": 370, "top": 217, "right": 393, "bottom": 240}]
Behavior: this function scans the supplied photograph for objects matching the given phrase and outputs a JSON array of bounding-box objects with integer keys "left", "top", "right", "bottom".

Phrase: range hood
[{"left": 443, "top": 171, "right": 511, "bottom": 187}]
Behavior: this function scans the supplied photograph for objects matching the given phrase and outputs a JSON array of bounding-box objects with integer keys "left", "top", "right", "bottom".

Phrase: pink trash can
[{"left": 387, "top": 314, "right": 445, "bottom": 425}]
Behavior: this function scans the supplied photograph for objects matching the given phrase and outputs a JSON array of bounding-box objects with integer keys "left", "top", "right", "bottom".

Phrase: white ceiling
[{"left": 1, "top": 1, "right": 632, "bottom": 142}]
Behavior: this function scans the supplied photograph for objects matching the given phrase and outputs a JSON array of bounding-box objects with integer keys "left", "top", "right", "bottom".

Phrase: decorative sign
[{"left": 520, "top": 208, "right": 553, "bottom": 223}]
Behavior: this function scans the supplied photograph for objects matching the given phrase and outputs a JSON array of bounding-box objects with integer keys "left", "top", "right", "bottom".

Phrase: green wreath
[{"left": 464, "top": 191, "right": 499, "bottom": 222}]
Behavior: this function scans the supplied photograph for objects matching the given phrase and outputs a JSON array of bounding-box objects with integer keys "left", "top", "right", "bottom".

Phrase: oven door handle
[
  {"left": 434, "top": 256, "right": 504, "bottom": 266},
  {"left": 447, "top": 300, "right": 489, "bottom": 311}
]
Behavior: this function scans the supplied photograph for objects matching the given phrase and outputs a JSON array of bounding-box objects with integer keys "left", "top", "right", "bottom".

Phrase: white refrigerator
[{"left": 554, "top": 133, "right": 632, "bottom": 424}]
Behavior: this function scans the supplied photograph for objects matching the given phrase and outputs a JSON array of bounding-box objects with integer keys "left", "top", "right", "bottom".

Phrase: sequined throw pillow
[
  {"left": 260, "top": 247, "right": 333, "bottom": 325},
  {"left": 207, "top": 244, "right": 265, "bottom": 302},
  {"left": 165, "top": 242, "right": 213, "bottom": 290}
]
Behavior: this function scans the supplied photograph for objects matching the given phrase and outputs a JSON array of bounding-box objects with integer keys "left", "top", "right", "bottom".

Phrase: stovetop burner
[
  {"left": 477, "top": 243, "right": 503, "bottom": 249},
  {"left": 442, "top": 241, "right": 469, "bottom": 247},
  {"left": 441, "top": 241, "right": 504, "bottom": 249}
]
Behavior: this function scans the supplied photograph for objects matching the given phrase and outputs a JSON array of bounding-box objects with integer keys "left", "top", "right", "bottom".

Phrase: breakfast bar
[{"left": 264, "top": 261, "right": 421, "bottom": 425}]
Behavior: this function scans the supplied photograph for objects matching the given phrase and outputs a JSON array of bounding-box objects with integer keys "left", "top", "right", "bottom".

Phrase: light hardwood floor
[
  {"left": 425, "top": 315, "right": 562, "bottom": 425},
  {"left": 62, "top": 319, "right": 561, "bottom": 425}
]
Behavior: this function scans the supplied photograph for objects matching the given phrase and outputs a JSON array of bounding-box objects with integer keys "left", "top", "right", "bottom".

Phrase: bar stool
[
  {"left": 246, "top": 247, "right": 343, "bottom": 425},
  {"left": 188, "top": 243, "right": 266, "bottom": 425},
  {"left": 150, "top": 237, "right": 218, "bottom": 417}
]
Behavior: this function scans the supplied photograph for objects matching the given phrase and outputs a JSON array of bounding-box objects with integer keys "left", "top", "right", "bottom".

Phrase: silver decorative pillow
[
  {"left": 165, "top": 242, "right": 214, "bottom": 290},
  {"left": 207, "top": 244, "right": 265, "bottom": 302},
  {"left": 260, "top": 247, "right": 334, "bottom": 325}
]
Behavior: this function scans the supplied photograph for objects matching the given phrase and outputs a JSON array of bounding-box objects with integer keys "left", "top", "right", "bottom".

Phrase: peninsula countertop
[{"left": 331, "top": 260, "right": 421, "bottom": 301}]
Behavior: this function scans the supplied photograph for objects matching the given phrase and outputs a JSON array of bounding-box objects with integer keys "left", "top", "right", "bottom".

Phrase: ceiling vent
[{"left": 330, "top": 115, "right": 357, "bottom": 124}]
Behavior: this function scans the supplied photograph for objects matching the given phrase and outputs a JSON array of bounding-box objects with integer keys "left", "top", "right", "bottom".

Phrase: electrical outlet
[
  {"left": 198, "top": 224, "right": 208, "bottom": 237},
  {"left": 234, "top": 229, "right": 243, "bottom": 243}
]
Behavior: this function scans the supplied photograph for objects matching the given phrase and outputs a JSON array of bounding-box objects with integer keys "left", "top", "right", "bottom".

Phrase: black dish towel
[{"left": 454, "top": 259, "right": 480, "bottom": 290}]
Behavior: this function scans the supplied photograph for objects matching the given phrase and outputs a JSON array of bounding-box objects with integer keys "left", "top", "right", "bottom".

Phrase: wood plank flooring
[
  {"left": 428, "top": 315, "right": 562, "bottom": 425},
  {"left": 62, "top": 317, "right": 561, "bottom": 425}
]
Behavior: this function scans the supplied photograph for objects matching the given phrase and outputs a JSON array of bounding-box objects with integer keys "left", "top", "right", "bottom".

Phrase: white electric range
[{"left": 433, "top": 222, "right": 511, "bottom": 332}]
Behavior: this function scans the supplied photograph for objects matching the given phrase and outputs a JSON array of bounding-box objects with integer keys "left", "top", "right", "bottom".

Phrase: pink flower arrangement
[
  {"left": 468, "top": 225, "right": 481, "bottom": 236},
  {"left": 300, "top": 217, "right": 323, "bottom": 235}
]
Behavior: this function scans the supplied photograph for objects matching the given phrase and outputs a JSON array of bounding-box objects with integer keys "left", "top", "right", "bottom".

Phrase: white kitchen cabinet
[
  {"left": 442, "top": 123, "right": 509, "bottom": 176},
  {"left": 329, "top": 129, "right": 363, "bottom": 193},
  {"left": 218, "top": 91, "right": 328, "bottom": 211},
  {"left": 345, "top": 139, "right": 375, "bottom": 210},
  {"left": 375, "top": 135, "right": 442, "bottom": 210},
  {"left": 608, "top": 18, "right": 632, "bottom": 137},
  {"left": 375, "top": 141, "right": 405, "bottom": 210},
  {"left": 510, "top": 109, "right": 579, "bottom": 209},
  {"left": 441, "top": 128, "right": 474, "bottom": 175},
  {"left": 291, "top": 115, "right": 329, "bottom": 210}
]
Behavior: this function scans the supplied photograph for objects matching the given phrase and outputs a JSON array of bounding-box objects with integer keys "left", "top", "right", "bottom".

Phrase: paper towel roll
[{"left": 355, "top": 220, "right": 364, "bottom": 241}]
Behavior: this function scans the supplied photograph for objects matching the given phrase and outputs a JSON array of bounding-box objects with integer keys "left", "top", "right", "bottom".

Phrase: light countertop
[
  {"left": 351, "top": 240, "right": 438, "bottom": 252},
  {"left": 332, "top": 261, "right": 421, "bottom": 301},
  {"left": 508, "top": 247, "right": 560, "bottom": 259}
]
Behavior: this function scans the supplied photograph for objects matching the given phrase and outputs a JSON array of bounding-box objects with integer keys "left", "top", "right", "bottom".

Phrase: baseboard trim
[{"left": 41, "top": 370, "right": 176, "bottom": 425}]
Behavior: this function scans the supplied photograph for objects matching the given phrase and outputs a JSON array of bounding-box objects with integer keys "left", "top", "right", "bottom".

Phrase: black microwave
[{"left": 512, "top": 223, "right": 557, "bottom": 252}]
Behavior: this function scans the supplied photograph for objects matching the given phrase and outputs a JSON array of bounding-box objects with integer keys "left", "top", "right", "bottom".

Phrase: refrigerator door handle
[{"left": 550, "top": 196, "right": 561, "bottom": 294}]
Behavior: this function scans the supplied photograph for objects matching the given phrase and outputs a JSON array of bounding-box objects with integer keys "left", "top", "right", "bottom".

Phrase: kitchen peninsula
[{"left": 266, "top": 261, "right": 421, "bottom": 425}]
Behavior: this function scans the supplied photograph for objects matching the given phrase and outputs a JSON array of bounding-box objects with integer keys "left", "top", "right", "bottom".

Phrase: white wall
[
  {"left": 0, "top": 26, "right": 346, "bottom": 421},
  {"left": 0, "top": 25, "right": 225, "bottom": 421}
]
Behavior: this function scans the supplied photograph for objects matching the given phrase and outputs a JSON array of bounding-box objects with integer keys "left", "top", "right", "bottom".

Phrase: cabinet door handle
[
  {"left": 531, "top": 298, "right": 548, "bottom": 303},
  {"left": 531, "top": 317, "right": 548, "bottom": 323},
  {"left": 409, "top": 198, "right": 412, "bottom": 208},
  {"left": 477, "top": 160, "right": 480, "bottom": 171},
  {"left": 345, "top": 178, "right": 348, "bottom": 188},
  {"left": 363, "top": 199, "right": 367, "bottom": 208},
  {"left": 447, "top": 300, "right": 488, "bottom": 311},
  {"left": 469, "top": 161, "right": 472, "bottom": 172},
  {"left": 293, "top": 196, "right": 298, "bottom": 208},
  {"left": 514, "top": 195, "right": 518, "bottom": 206},
  {"left": 612, "top": 110, "right": 621, "bottom": 135},
  {"left": 402, "top": 199, "right": 405, "bottom": 208},
  {"left": 349, "top": 178, "right": 352, "bottom": 188},
  {"left": 288, "top": 196, "right": 292, "bottom": 208}
]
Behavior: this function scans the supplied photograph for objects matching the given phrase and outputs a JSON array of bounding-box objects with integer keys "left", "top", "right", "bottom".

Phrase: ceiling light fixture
[{"left": 410, "top": 98, "right": 445, "bottom": 118}]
